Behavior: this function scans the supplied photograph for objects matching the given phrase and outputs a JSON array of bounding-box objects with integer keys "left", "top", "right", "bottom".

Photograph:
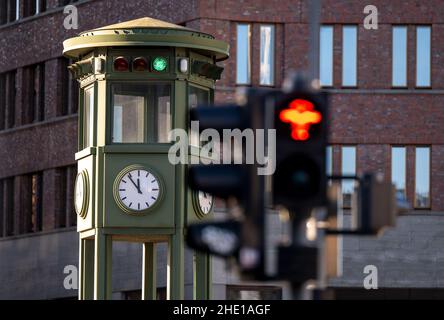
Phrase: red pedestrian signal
[{"left": 279, "top": 99, "right": 322, "bottom": 141}]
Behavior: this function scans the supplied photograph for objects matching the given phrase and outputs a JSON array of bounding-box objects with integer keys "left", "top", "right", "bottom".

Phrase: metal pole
[
  {"left": 308, "top": 0, "right": 321, "bottom": 82},
  {"left": 289, "top": 209, "right": 313, "bottom": 300}
]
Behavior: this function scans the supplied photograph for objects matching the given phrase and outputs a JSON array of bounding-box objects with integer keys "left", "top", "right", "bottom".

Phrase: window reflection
[
  {"left": 415, "top": 147, "right": 430, "bottom": 208},
  {"left": 392, "top": 26, "right": 407, "bottom": 87},
  {"left": 326, "top": 146, "right": 333, "bottom": 176},
  {"left": 320, "top": 26, "right": 333, "bottom": 87},
  {"left": 113, "top": 94, "right": 144, "bottom": 143},
  {"left": 188, "top": 85, "right": 209, "bottom": 146},
  {"left": 391, "top": 147, "right": 406, "bottom": 196},
  {"left": 260, "top": 25, "right": 275, "bottom": 86},
  {"left": 342, "top": 25, "right": 357, "bottom": 86},
  {"left": 83, "top": 86, "right": 94, "bottom": 148},
  {"left": 236, "top": 24, "right": 251, "bottom": 84},
  {"left": 341, "top": 146, "right": 356, "bottom": 208},
  {"left": 15, "top": 0, "right": 20, "bottom": 20},
  {"left": 111, "top": 83, "right": 171, "bottom": 144},
  {"left": 416, "top": 26, "right": 431, "bottom": 87}
]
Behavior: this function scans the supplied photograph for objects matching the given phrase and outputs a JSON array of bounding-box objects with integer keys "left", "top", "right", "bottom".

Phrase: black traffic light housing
[
  {"left": 186, "top": 89, "right": 270, "bottom": 279},
  {"left": 273, "top": 86, "right": 329, "bottom": 211}
]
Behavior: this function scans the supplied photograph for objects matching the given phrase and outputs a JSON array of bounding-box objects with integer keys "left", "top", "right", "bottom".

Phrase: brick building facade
[{"left": 0, "top": 0, "right": 443, "bottom": 299}]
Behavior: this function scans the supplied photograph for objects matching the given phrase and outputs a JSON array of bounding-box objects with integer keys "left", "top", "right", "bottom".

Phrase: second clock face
[
  {"left": 117, "top": 168, "right": 161, "bottom": 212},
  {"left": 197, "top": 191, "right": 213, "bottom": 215},
  {"left": 74, "top": 170, "right": 88, "bottom": 218},
  {"left": 74, "top": 174, "right": 85, "bottom": 215}
]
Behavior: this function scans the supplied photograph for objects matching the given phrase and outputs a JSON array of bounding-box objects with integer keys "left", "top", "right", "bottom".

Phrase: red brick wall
[
  {"left": 194, "top": 0, "right": 444, "bottom": 210},
  {"left": 1, "top": 0, "right": 443, "bottom": 238}
]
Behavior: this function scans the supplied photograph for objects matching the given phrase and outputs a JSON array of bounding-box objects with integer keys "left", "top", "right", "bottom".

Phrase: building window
[
  {"left": 83, "top": 85, "right": 94, "bottom": 148},
  {"left": 60, "top": 58, "right": 79, "bottom": 116},
  {"left": 260, "top": 25, "right": 275, "bottom": 86},
  {"left": 1, "top": 0, "right": 19, "bottom": 23},
  {"left": 24, "top": 0, "right": 46, "bottom": 17},
  {"left": 236, "top": 24, "right": 251, "bottom": 85},
  {"left": 30, "top": 173, "right": 43, "bottom": 232},
  {"left": 0, "top": 177, "right": 15, "bottom": 237},
  {"left": 320, "top": 26, "right": 333, "bottom": 87},
  {"left": 391, "top": 147, "right": 406, "bottom": 196},
  {"left": 0, "top": 71, "right": 16, "bottom": 130},
  {"left": 341, "top": 146, "right": 356, "bottom": 208},
  {"left": 416, "top": 26, "right": 431, "bottom": 87},
  {"left": 342, "top": 25, "right": 357, "bottom": 87},
  {"left": 0, "top": 73, "right": 6, "bottom": 130},
  {"left": 35, "top": 0, "right": 46, "bottom": 14},
  {"left": 55, "top": 166, "right": 77, "bottom": 228},
  {"left": 23, "top": 63, "right": 45, "bottom": 124},
  {"left": 326, "top": 146, "right": 333, "bottom": 176},
  {"left": 111, "top": 83, "right": 171, "bottom": 144},
  {"left": 392, "top": 26, "right": 407, "bottom": 87},
  {"left": 415, "top": 147, "right": 430, "bottom": 208},
  {"left": 0, "top": 1, "right": 6, "bottom": 25},
  {"left": 15, "top": 0, "right": 19, "bottom": 20}
]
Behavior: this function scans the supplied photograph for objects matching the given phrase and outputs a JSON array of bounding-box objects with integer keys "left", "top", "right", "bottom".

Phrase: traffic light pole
[{"left": 287, "top": 207, "right": 318, "bottom": 300}]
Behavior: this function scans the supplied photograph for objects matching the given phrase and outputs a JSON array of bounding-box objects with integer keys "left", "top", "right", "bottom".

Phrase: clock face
[
  {"left": 197, "top": 191, "right": 213, "bottom": 215},
  {"left": 116, "top": 167, "right": 161, "bottom": 213},
  {"left": 74, "top": 171, "right": 88, "bottom": 218}
]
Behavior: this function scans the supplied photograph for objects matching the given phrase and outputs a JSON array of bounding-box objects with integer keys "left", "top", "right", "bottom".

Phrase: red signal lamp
[
  {"left": 279, "top": 99, "right": 322, "bottom": 141},
  {"left": 133, "top": 57, "right": 148, "bottom": 71},
  {"left": 113, "top": 57, "right": 129, "bottom": 72}
]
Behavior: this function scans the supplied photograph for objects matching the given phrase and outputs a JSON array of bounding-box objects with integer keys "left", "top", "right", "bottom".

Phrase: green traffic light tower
[{"left": 63, "top": 17, "right": 229, "bottom": 300}]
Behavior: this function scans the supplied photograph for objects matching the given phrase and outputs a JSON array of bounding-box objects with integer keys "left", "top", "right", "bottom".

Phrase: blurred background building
[{"left": 1, "top": 0, "right": 444, "bottom": 299}]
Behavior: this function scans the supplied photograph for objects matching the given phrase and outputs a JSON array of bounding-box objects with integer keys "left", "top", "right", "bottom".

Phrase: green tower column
[
  {"left": 94, "top": 230, "right": 113, "bottom": 300},
  {"left": 194, "top": 252, "right": 212, "bottom": 299},
  {"left": 142, "top": 242, "right": 157, "bottom": 300},
  {"left": 79, "top": 236, "right": 95, "bottom": 300}
]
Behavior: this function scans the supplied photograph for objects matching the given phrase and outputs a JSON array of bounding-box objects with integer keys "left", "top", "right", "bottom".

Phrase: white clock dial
[
  {"left": 117, "top": 168, "right": 160, "bottom": 212},
  {"left": 74, "top": 171, "right": 88, "bottom": 218},
  {"left": 198, "top": 191, "right": 213, "bottom": 215}
]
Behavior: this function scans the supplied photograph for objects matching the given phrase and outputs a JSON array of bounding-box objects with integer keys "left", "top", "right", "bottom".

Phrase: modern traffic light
[
  {"left": 186, "top": 89, "right": 270, "bottom": 279},
  {"left": 273, "top": 84, "right": 329, "bottom": 211},
  {"left": 352, "top": 173, "right": 397, "bottom": 235}
]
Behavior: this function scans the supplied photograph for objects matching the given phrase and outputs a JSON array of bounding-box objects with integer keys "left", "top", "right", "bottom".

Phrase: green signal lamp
[{"left": 152, "top": 56, "right": 168, "bottom": 72}]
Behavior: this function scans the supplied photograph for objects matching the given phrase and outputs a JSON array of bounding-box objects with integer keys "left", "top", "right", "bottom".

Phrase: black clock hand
[
  {"left": 128, "top": 173, "right": 142, "bottom": 194},
  {"left": 137, "top": 178, "right": 142, "bottom": 194}
]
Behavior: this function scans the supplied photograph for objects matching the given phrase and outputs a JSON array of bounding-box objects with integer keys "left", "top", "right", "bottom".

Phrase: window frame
[
  {"left": 80, "top": 83, "right": 95, "bottom": 150},
  {"left": 107, "top": 80, "right": 174, "bottom": 146}
]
